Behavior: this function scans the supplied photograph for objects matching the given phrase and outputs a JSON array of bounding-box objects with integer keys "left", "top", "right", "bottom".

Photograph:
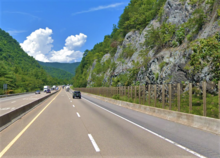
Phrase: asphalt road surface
[
  {"left": 0, "top": 89, "right": 219, "bottom": 158},
  {"left": 0, "top": 90, "right": 56, "bottom": 116}
]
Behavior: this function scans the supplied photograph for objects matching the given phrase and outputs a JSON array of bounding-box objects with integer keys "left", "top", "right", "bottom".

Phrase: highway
[
  {"left": 0, "top": 88, "right": 219, "bottom": 158},
  {"left": 0, "top": 91, "right": 56, "bottom": 117}
]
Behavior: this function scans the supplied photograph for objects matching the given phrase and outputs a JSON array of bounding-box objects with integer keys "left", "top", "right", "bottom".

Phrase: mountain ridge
[
  {"left": 38, "top": 61, "right": 80, "bottom": 76},
  {"left": 0, "top": 28, "right": 61, "bottom": 94},
  {"left": 41, "top": 65, "right": 74, "bottom": 80}
]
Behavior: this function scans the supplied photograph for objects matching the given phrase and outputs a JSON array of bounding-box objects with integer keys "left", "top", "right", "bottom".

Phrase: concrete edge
[
  {"left": 81, "top": 92, "right": 220, "bottom": 135},
  {"left": 0, "top": 90, "right": 60, "bottom": 132}
]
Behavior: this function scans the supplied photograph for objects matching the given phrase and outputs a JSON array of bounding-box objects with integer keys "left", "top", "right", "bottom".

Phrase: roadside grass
[{"left": 106, "top": 92, "right": 219, "bottom": 119}]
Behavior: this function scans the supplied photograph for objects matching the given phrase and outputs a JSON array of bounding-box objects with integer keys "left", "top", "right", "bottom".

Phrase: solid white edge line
[
  {"left": 77, "top": 112, "right": 80, "bottom": 117},
  {"left": 82, "top": 97, "right": 206, "bottom": 158},
  {"left": 88, "top": 134, "right": 100, "bottom": 152}
]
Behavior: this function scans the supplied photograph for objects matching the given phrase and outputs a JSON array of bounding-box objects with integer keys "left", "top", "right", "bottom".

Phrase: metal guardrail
[
  {"left": 0, "top": 91, "right": 36, "bottom": 98},
  {"left": 0, "top": 90, "right": 52, "bottom": 98}
]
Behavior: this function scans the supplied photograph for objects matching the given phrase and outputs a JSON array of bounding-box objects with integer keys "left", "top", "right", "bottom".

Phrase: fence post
[
  {"left": 122, "top": 86, "right": 123, "bottom": 96},
  {"left": 135, "top": 86, "right": 136, "bottom": 101},
  {"left": 139, "top": 85, "right": 141, "bottom": 104},
  {"left": 112, "top": 87, "right": 113, "bottom": 97},
  {"left": 203, "top": 81, "right": 206, "bottom": 116},
  {"left": 177, "top": 83, "right": 180, "bottom": 112},
  {"left": 169, "top": 84, "right": 171, "bottom": 110},
  {"left": 148, "top": 85, "right": 151, "bottom": 106},
  {"left": 122, "top": 86, "right": 124, "bottom": 96},
  {"left": 162, "top": 84, "right": 165, "bottom": 108},
  {"left": 218, "top": 81, "right": 220, "bottom": 119},
  {"left": 131, "top": 86, "right": 133, "bottom": 100},
  {"left": 154, "top": 85, "right": 156, "bottom": 107},
  {"left": 127, "top": 86, "right": 129, "bottom": 98},
  {"left": 121, "top": 86, "right": 122, "bottom": 96},
  {"left": 143, "top": 85, "right": 145, "bottom": 105},
  {"left": 189, "top": 83, "right": 192, "bottom": 113}
]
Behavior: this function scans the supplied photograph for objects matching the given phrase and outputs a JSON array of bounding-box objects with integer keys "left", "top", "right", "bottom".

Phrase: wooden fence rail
[{"left": 74, "top": 81, "right": 220, "bottom": 119}]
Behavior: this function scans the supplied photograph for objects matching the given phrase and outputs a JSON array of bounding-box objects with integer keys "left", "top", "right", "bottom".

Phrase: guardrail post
[
  {"left": 189, "top": 83, "right": 192, "bottom": 113},
  {"left": 177, "top": 83, "right": 180, "bottom": 112},
  {"left": 203, "top": 81, "right": 206, "bottom": 116}
]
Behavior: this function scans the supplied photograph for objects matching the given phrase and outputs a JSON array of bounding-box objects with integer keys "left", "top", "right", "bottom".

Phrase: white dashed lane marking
[
  {"left": 88, "top": 134, "right": 100, "bottom": 152},
  {"left": 83, "top": 97, "right": 206, "bottom": 158},
  {"left": 76, "top": 112, "right": 80, "bottom": 117}
]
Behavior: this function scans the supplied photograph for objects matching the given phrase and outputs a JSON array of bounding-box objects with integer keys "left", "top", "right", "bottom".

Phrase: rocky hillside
[{"left": 73, "top": 0, "right": 220, "bottom": 89}]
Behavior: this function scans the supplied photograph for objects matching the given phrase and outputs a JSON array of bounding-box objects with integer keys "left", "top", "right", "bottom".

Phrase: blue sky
[{"left": 1, "top": 0, "right": 129, "bottom": 63}]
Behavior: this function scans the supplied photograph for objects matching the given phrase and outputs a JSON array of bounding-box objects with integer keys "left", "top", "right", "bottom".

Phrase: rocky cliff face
[{"left": 87, "top": 0, "right": 220, "bottom": 88}]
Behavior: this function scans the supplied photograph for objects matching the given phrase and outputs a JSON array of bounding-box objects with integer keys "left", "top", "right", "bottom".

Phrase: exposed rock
[
  {"left": 87, "top": 60, "right": 97, "bottom": 86},
  {"left": 199, "top": 16, "right": 220, "bottom": 39},
  {"left": 87, "top": 0, "right": 219, "bottom": 93},
  {"left": 101, "top": 54, "right": 110, "bottom": 63},
  {"left": 162, "top": 0, "right": 194, "bottom": 25}
]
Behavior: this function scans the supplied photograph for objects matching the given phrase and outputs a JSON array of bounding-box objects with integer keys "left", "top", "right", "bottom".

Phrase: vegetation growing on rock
[{"left": 73, "top": 0, "right": 220, "bottom": 88}]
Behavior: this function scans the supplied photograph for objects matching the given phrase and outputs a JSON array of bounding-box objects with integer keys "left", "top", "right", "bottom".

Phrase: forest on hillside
[
  {"left": 0, "top": 29, "right": 65, "bottom": 94},
  {"left": 38, "top": 61, "right": 80, "bottom": 75},
  {"left": 41, "top": 65, "right": 73, "bottom": 81}
]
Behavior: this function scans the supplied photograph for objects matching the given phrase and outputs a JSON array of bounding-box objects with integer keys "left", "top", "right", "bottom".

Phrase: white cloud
[
  {"left": 7, "top": 30, "right": 26, "bottom": 35},
  {"left": 20, "top": 27, "right": 53, "bottom": 62},
  {"left": 50, "top": 48, "right": 83, "bottom": 63},
  {"left": 72, "top": 3, "right": 124, "bottom": 15},
  {"left": 20, "top": 27, "right": 87, "bottom": 63},
  {"left": 65, "top": 33, "right": 87, "bottom": 50}
]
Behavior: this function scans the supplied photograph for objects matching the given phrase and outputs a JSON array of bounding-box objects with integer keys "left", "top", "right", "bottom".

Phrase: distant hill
[
  {"left": 41, "top": 65, "right": 74, "bottom": 80},
  {"left": 0, "top": 28, "right": 60, "bottom": 94},
  {"left": 38, "top": 61, "right": 80, "bottom": 75}
]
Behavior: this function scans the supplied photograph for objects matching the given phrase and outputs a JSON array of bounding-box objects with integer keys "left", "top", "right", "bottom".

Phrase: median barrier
[
  {"left": 0, "top": 91, "right": 38, "bottom": 98},
  {"left": 81, "top": 92, "right": 220, "bottom": 135},
  {"left": 0, "top": 90, "right": 59, "bottom": 131}
]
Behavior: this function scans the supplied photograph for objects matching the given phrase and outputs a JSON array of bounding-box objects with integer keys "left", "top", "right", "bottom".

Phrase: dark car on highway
[
  {"left": 35, "top": 90, "right": 41, "bottom": 94},
  {"left": 73, "top": 91, "right": 81, "bottom": 99},
  {"left": 46, "top": 89, "right": 51, "bottom": 93}
]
